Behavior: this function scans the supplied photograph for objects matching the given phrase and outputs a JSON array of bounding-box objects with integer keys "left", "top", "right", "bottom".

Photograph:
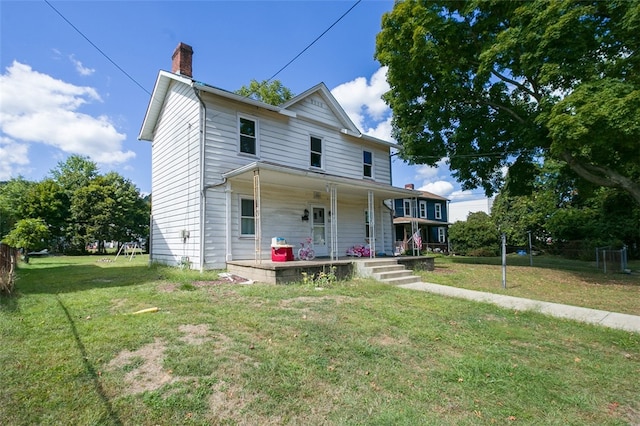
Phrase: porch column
[{"left": 368, "top": 190, "right": 376, "bottom": 258}]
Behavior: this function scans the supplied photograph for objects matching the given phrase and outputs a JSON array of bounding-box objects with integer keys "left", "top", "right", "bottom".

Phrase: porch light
[{"left": 302, "top": 209, "right": 309, "bottom": 221}]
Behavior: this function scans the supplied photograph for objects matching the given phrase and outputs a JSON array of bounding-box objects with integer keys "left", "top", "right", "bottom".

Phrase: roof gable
[{"left": 280, "top": 83, "right": 360, "bottom": 133}]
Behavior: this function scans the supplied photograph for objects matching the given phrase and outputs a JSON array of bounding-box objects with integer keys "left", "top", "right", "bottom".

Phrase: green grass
[
  {"left": 417, "top": 255, "right": 640, "bottom": 315},
  {"left": 1, "top": 255, "right": 639, "bottom": 425}
]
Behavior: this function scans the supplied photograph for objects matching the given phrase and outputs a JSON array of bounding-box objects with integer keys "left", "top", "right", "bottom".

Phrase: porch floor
[{"left": 226, "top": 256, "right": 433, "bottom": 284}]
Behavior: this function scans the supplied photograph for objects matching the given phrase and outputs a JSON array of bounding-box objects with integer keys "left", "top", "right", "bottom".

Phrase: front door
[{"left": 311, "top": 206, "right": 328, "bottom": 257}]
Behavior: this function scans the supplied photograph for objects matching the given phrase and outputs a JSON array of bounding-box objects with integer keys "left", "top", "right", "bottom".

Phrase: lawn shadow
[{"left": 56, "top": 295, "right": 123, "bottom": 425}]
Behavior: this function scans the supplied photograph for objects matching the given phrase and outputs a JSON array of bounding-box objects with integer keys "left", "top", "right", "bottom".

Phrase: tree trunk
[{"left": 561, "top": 151, "right": 640, "bottom": 206}]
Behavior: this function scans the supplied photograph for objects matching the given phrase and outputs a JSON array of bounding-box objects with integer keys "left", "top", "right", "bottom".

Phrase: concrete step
[
  {"left": 369, "top": 265, "right": 405, "bottom": 274},
  {"left": 373, "top": 269, "right": 414, "bottom": 281},
  {"left": 380, "top": 275, "right": 423, "bottom": 286},
  {"left": 360, "top": 259, "right": 399, "bottom": 268}
]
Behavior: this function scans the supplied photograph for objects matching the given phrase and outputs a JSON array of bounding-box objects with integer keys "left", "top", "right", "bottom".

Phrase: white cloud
[
  {"left": 418, "top": 180, "right": 454, "bottom": 197},
  {"left": 69, "top": 55, "right": 95, "bottom": 76},
  {"left": 331, "top": 67, "right": 391, "bottom": 137},
  {"left": 0, "top": 61, "right": 134, "bottom": 170},
  {"left": 0, "top": 136, "right": 30, "bottom": 180},
  {"left": 416, "top": 164, "right": 439, "bottom": 180}
]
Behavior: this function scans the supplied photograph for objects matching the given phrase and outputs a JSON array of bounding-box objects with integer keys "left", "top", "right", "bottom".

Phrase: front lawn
[
  {"left": 417, "top": 255, "right": 640, "bottom": 315},
  {"left": 1, "top": 255, "right": 639, "bottom": 425}
]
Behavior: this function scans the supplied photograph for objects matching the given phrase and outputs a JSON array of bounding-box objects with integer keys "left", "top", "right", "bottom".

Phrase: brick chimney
[
  {"left": 405, "top": 183, "right": 415, "bottom": 190},
  {"left": 172, "top": 42, "right": 193, "bottom": 77}
]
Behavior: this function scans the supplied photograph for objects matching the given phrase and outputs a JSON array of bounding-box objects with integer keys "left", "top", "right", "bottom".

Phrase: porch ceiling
[{"left": 222, "top": 161, "right": 419, "bottom": 199}]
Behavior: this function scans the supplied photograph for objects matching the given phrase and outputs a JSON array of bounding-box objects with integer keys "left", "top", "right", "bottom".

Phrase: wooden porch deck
[{"left": 226, "top": 256, "right": 434, "bottom": 284}]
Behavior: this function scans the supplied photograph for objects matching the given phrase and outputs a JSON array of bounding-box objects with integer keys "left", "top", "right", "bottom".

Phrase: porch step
[{"left": 355, "top": 258, "right": 422, "bottom": 286}]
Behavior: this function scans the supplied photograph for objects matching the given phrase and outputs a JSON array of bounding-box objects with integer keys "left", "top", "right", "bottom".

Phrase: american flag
[{"left": 413, "top": 231, "right": 422, "bottom": 250}]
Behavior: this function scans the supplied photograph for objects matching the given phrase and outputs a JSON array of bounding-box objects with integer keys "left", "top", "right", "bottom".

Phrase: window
[
  {"left": 365, "top": 210, "right": 370, "bottom": 239},
  {"left": 419, "top": 200, "right": 427, "bottom": 218},
  {"left": 435, "top": 203, "right": 442, "bottom": 219},
  {"left": 403, "top": 199, "right": 412, "bottom": 217},
  {"left": 310, "top": 136, "right": 322, "bottom": 168},
  {"left": 239, "top": 117, "right": 257, "bottom": 155},
  {"left": 240, "top": 198, "right": 255, "bottom": 236},
  {"left": 438, "top": 227, "right": 446, "bottom": 243},
  {"left": 363, "top": 150, "right": 373, "bottom": 178}
]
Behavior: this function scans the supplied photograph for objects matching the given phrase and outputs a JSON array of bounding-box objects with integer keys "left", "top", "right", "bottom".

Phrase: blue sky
[{"left": 0, "top": 0, "right": 487, "bottom": 207}]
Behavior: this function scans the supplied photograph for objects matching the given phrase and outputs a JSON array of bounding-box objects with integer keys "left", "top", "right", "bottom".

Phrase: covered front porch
[{"left": 220, "top": 161, "right": 420, "bottom": 264}]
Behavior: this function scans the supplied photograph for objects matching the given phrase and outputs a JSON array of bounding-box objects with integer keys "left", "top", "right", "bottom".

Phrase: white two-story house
[{"left": 138, "top": 43, "right": 420, "bottom": 271}]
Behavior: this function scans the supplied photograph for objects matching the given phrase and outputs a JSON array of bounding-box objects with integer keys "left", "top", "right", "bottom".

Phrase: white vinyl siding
[{"left": 149, "top": 82, "right": 201, "bottom": 268}]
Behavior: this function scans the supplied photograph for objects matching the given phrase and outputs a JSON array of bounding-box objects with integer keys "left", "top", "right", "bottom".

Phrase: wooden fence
[{"left": 0, "top": 243, "right": 18, "bottom": 294}]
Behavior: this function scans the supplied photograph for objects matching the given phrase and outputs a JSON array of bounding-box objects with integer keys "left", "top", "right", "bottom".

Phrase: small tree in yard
[
  {"left": 2, "top": 219, "right": 50, "bottom": 264},
  {"left": 448, "top": 212, "right": 499, "bottom": 256}
]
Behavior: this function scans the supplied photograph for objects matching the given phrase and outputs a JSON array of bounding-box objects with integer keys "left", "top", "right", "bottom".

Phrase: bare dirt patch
[
  {"left": 106, "top": 338, "right": 175, "bottom": 395},
  {"left": 178, "top": 324, "right": 212, "bottom": 345},
  {"left": 193, "top": 274, "right": 253, "bottom": 287}
]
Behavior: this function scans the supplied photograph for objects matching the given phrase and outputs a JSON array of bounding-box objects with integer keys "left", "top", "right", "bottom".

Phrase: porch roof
[
  {"left": 221, "top": 161, "right": 420, "bottom": 199},
  {"left": 393, "top": 217, "right": 452, "bottom": 226}
]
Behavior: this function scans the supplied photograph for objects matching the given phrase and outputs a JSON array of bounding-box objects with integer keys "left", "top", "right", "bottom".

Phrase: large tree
[
  {"left": 236, "top": 79, "right": 294, "bottom": 105},
  {"left": 50, "top": 154, "right": 99, "bottom": 194},
  {"left": 375, "top": 0, "right": 640, "bottom": 204}
]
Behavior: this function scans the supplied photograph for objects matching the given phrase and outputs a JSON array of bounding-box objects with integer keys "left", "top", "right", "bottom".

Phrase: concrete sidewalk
[{"left": 399, "top": 282, "right": 640, "bottom": 333}]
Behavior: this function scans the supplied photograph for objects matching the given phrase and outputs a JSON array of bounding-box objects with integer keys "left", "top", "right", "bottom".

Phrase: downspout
[{"left": 193, "top": 85, "right": 206, "bottom": 272}]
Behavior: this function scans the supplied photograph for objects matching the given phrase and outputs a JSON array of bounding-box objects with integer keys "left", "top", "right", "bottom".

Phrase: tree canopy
[
  {"left": 236, "top": 79, "right": 294, "bottom": 105},
  {"left": 1, "top": 156, "right": 149, "bottom": 254},
  {"left": 375, "top": 0, "right": 640, "bottom": 204}
]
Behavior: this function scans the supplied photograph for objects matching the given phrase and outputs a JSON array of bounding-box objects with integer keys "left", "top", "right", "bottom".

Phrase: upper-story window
[
  {"left": 363, "top": 150, "right": 373, "bottom": 178},
  {"left": 403, "top": 199, "right": 412, "bottom": 217},
  {"left": 239, "top": 116, "right": 258, "bottom": 156},
  {"left": 435, "top": 203, "right": 442, "bottom": 219},
  {"left": 419, "top": 200, "right": 427, "bottom": 218},
  {"left": 310, "top": 136, "right": 323, "bottom": 168}
]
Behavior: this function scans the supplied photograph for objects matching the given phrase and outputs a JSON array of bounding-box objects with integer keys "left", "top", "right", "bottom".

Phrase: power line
[
  {"left": 265, "top": 0, "right": 362, "bottom": 83},
  {"left": 43, "top": 0, "right": 151, "bottom": 96}
]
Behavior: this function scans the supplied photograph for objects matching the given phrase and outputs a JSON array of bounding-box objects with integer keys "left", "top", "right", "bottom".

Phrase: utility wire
[
  {"left": 265, "top": 0, "right": 361, "bottom": 84},
  {"left": 44, "top": 0, "right": 151, "bottom": 96}
]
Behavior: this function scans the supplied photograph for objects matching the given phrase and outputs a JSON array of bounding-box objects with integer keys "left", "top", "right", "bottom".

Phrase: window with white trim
[
  {"left": 403, "top": 199, "right": 412, "bottom": 217},
  {"left": 363, "top": 150, "right": 373, "bottom": 178},
  {"left": 419, "top": 200, "right": 427, "bottom": 218},
  {"left": 239, "top": 116, "right": 257, "bottom": 155},
  {"left": 365, "top": 210, "right": 370, "bottom": 239},
  {"left": 310, "top": 136, "right": 323, "bottom": 168},
  {"left": 435, "top": 203, "right": 442, "bottom": 219},
  {"left": 438, "top": 227, "right": 446, "bottom": 243},
  {"left": 240, "top": 198, "right": 255, "bottom": 236}
]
